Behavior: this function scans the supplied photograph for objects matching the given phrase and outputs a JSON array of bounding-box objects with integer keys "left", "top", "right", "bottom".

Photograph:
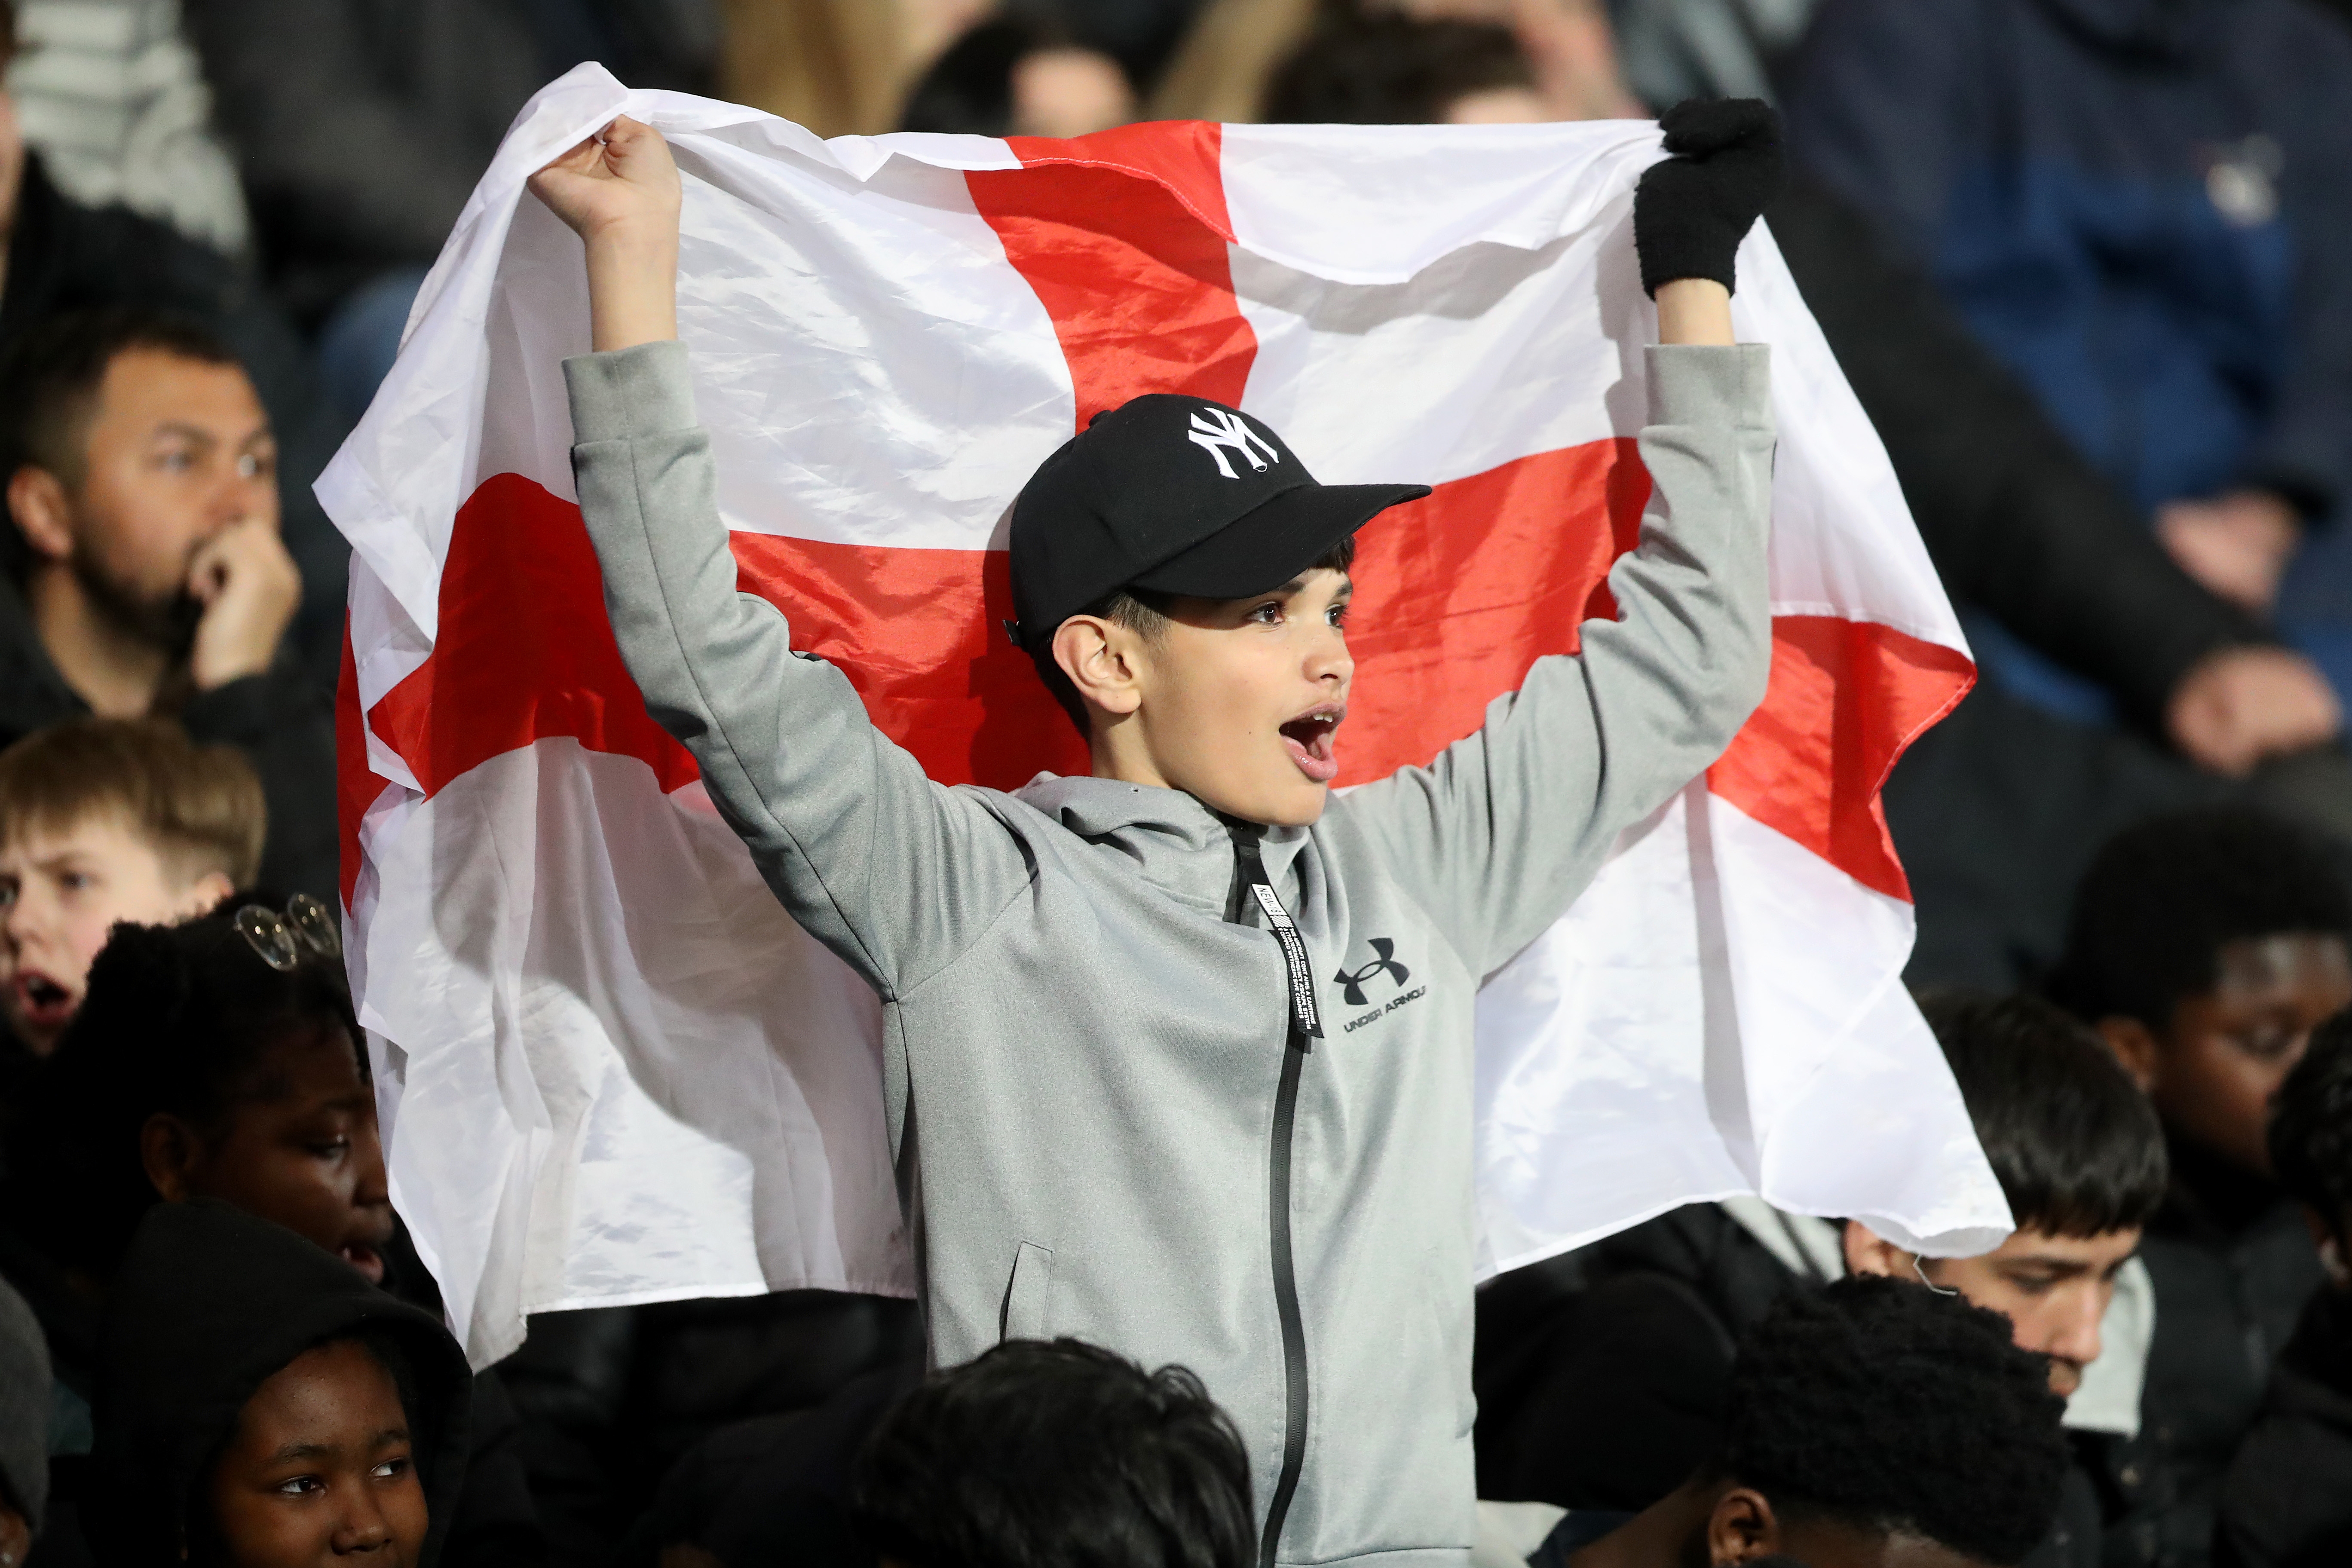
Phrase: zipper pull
[{"left": 1251, "top": 882, "right": 1322, "bottom": 1050}]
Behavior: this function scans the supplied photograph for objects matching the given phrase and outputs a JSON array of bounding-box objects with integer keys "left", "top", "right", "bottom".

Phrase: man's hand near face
[{"left": 187, "top": 513, "right": 302, "bottom": 689}]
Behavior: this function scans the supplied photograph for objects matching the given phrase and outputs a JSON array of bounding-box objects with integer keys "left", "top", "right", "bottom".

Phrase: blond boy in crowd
[{"left": 0, "top": 717, "right": 260, "bottom": 1054}]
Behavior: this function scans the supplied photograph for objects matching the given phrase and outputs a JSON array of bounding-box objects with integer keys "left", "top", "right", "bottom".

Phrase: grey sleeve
[
  {"left": 563, "top": 341, "right": 1032, "bottom": 997},
  {"left": 1343, "top": 343, "right": 1776, "bottom": 975}
]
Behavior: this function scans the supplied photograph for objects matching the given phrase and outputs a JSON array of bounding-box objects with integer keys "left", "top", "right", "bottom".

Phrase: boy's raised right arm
[{"left": 532, "top": 120, "right": 1032, "bottom": 1000}]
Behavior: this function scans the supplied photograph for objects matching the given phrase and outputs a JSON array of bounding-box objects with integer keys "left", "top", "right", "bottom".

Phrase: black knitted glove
[{"left": 1633, "top": 98, "right": 1786, "bottom": 297}]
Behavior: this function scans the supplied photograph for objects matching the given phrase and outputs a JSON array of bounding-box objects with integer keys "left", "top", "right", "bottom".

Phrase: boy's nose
[
  {"left": 354, "top": 1118, "right": 391, "bottom": 1207},
  {"left": 332, "top": 1497, "right": 393, "bottom": 1555},
  {"left": 1307, "top": 628, "right": 1354, "bottom": 685},
  {"left": 2044, "top": 1287, "right": 2104, "bottom": 1371}
]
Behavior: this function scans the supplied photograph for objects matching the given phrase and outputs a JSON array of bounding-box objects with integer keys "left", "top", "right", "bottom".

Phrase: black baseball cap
[{"left": 1004, "top": 393, "right": 1430, "bottom": 654}]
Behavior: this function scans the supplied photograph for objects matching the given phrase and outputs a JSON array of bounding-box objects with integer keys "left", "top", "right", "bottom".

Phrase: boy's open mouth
[
  {"left": 1280, "top": 706, "right": 1343, "bottom": 784},
  {"left": 9, "top": 973, "right": 74, "bottom": 1031},
  {"left": 339, "top": 1240, "right": 387, "bottom": 1284}
]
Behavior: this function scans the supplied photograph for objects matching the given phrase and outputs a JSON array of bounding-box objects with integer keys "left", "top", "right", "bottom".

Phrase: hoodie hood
[
  {"left": 1010, "top": 772, "right": 1311, "bottom": 917},
  {"left": 91, "top": 1201, "right": 470, "bottom": 1568}
]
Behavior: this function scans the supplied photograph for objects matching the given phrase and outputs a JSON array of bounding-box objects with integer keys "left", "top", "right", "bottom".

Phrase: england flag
[{"left": 325, "top": 64, "right": 2005, "bottom": 1365}]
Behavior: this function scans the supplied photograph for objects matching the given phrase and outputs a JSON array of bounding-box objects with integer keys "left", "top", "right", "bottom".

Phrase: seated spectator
[
  {"left": 850, "top": 1338, "right": 1256, "bottom": 1568},
  {"left": 899, "top": 17, "right": 1136, "bottom": 138},
  {"left": 1262, "top": 12, "right": 1547, "bottom": 125},
  {"left": 1154, "top": 0, "right": 1637, "bottom": 124},
  {"left": 1842, "top": 994, "right": 2166, "bottom": 1406},
  {"left": 0, "top": 1275, "right": 51, "bottom": 1568},
  {"left": 0, "top": 0, "right": 347, "bottom": 672},
  {"left": 1531, "top": 1276, "right": 2070, "bottom": 1568},
  {"left": 0, "top": 309, "right": 336, "bottom": 900},
  {"left": 90, "top": 1199, "right": 469, "bottom": 1568},
  {"left": 1479, "top": 993, "right": 2163, "bottom": 1568},
  {"left": 0, "top": 717, "right": 258, "bottom": 1058},
  {"left": 6, "top": 905, "right": 542, "bottom": 1568},
  {"left": 1782, "top": 0, "right": 2352, "bottom": 702},
  {"left": 184, "top": 0, "right": 717, "bottom": 420},
  {"left": 2214, "top": 1014, "right": 2352, "bottom": 1568},
  {"left": 2046, "top": 807, "right": 2352, "bottom": 1567}
]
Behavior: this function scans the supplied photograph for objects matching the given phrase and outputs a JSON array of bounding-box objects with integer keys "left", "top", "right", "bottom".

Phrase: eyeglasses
[{"left": 234, "top": 893, "right": 341, "bottom": 972}]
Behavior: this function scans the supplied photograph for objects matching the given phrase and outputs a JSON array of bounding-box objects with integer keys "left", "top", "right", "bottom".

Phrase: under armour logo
[
  {"left": 1333, "top": 938, "right": 1411, "bottom": 1006},
  {"left": 1188, "top": 407, "right": 1280, "bottom": 479}
]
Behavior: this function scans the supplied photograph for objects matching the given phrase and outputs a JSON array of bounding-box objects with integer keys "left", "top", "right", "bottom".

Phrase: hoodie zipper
[{"left": 1227, "top": 824, "right": 1320, "bottom": 1568}]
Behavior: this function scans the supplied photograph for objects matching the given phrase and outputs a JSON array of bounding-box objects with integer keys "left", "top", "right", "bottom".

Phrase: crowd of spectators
[{"left": 0, "top": 0, "right": 2348, "bottom": 1565}]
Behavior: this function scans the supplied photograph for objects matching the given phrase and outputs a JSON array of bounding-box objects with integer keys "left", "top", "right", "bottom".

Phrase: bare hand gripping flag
[{"left": 325, "top": 65, "right": 2008, "bottom": 1365}]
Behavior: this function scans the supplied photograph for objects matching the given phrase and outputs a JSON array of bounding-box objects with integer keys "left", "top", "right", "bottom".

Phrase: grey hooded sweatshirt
[{"left": 562, "top": 339, "right": 1776, "bottom": 1568}]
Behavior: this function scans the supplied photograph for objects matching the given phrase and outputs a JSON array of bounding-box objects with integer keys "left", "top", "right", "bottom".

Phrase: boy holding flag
[{"left": 527, "top": 101, "right": 1782, "bottom": 1567}]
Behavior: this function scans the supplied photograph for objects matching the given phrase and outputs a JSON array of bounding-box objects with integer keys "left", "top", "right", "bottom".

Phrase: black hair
[
  {"left": 0, "top": 306, "right": 243, "bottom": 581},
  {"left": 1717, "top": 1275, "right": 2069, "bottom": 1567},
  {"left": 9, "top": 903, "right": 362, "bottom": 1276},
  {"left": 2045, "top": 807, "right": 2352, "bottom": 1031},
  {"left": 851, "top": 1338, "right": 1256, "bottom": 1568},
  {"left": 1916, "top": 989, "right": 2167, "bottom": 1238},
  {"left": 901, "top": 17, "right": 1124, "bottom": 136},
  {"left": 1030, "top": 535, "right": 1357, "bottom": 735},
  {"left": 1264, "top": 13, "right": 1535, "bottom": 126},
  {"left": 2270, "top": 1009, "right": 2352, "bottom": 1233}
]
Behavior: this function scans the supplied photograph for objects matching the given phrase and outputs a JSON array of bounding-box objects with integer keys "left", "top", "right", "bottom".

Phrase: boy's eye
[
  {"left": 2231, "top": 1026, "right": 2297, "bottom": 1062},
  {"left": 275, "top": 1475, "right": 325, "bottom": 1498},
  {"left": 372, "top": 1457, "right": 409, "bottom": 1480},
  {"left": 1326, "top": 603, "right": 1350, "bottom": 628},
  {"left": 1248, "top": 602, "right": 1282, "bottom": 625},
  {"left": 309, "top": 1139, "right": 353, "bottom": 1159}
]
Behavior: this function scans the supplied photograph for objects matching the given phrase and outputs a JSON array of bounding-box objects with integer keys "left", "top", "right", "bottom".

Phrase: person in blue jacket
[{"left": 1783, "top": 0, "right": 2352, "bottom": 710}]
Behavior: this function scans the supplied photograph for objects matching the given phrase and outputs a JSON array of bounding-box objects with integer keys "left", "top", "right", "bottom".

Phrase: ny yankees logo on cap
[
  {"left": 1188, "top": 406, "right": 1280, "bottom": 479},
  {"left": 1002, "top": 392, "right": 1428, "bottom": 655}
]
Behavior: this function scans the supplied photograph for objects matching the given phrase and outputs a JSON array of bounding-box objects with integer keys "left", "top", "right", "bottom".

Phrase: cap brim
[{"left": 1128, "top": 481, "right": 1430, "bottom": 600}]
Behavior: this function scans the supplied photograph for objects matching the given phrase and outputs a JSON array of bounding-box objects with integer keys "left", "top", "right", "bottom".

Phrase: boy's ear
[
  {"left": 2096, "top": 1016, "right": 2161, "bottom": 1093},
  {"left": 172, "top": 870, "right": 236, "bottom": 922},
  {"left": 6, "top": 466, "right": 74, "bottom": 565},
  {"left": 1840, "top": 1219, "right": 1916, "bottom": 1280},
  {"left": 139, "top": 1113, "right": 202, "bottom": 1204},
  {"left": 1052, "top": 614, "right": 1144, "bottom": 720},
  {"left": 1706, "top": 1486, "right": 1781, "bottom": 1565}
]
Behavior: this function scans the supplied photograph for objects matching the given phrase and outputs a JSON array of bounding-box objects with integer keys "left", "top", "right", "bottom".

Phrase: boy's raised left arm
[{"left": 1343, "top": 102, "right": 1782, "bottom": 975}]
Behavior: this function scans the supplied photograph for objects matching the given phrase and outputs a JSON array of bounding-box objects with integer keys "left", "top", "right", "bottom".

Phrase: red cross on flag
[{"left": 326, "top": 66, "right": 2006, "bottom": 1365}]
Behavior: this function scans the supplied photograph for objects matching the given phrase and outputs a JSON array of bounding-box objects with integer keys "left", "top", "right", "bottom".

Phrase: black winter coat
[
  {"left": 2101, "top": 1140, "right": 2324, "bottom": 1568},
  {"left": 2215, "top": 1285, "right": 2352, "bottom": 1568}
]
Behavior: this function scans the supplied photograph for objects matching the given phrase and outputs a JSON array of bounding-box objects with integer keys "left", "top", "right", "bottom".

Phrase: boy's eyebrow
[
  {"left": 150, "top": 421, "right": 220, "bottom": 448},
  {"left": 2006, "top": 1254, "right": 2094, "bottom": 1275},
  {"left": 1259, "top": 573, "right": 1354, "bottom": 600},
  {"left": 268, "top": 1440, "right": 336, "bottom": 1463},
  {"left": 371, "top": 1426, "right": 411, "bottom": 1448}
]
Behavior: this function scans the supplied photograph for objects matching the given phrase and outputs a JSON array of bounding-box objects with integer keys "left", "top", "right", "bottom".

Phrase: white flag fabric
[{"left": 323, "top": 64, "right": 2009, "bottom": 1366}]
